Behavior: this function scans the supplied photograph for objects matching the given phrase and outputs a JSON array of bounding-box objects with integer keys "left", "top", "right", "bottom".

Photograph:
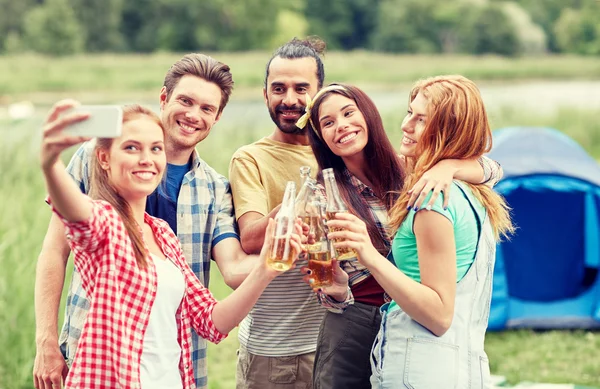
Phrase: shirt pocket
[{"left": 404, "top": 337, "right": 459, "bottom": 389}]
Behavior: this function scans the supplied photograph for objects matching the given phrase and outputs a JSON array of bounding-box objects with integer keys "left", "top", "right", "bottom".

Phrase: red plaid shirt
[{"left": 54, "top": 199, "right": 226, "bottom": 389}]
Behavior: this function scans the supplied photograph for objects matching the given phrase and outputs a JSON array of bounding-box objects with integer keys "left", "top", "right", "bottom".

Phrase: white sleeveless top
[{"left": 140, "top": 254, "right": 185, "bottom": 389}]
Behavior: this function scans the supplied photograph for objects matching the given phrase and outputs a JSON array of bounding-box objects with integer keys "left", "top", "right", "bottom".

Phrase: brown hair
[
  {"left": 307, "top": 83, "right": 405, "bottom": 254},
  {"left": 389, "top": 75, "right": 514, "bottom": 240},
  {"left": 90, "top": 104, "right": 164, "bottom": 269},
  {"left": 163, "top": 53, "right": 234, "bottom": 115}
]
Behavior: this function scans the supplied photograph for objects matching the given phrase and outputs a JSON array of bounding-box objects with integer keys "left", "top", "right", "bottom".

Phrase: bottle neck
[
  {"left": 280, "top": 182, "right": 296, "bottom": 213},
  {"left": 323, "top": 173, "right": 347, "bottom": 212}
]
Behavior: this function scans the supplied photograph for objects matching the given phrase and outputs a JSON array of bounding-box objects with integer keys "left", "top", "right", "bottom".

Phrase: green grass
[
  {"left": 1, "top": 106, "right": 600, "bottom": 388},
  {"left": 2, "top": 52, "right": 600, "bottom": 103}
]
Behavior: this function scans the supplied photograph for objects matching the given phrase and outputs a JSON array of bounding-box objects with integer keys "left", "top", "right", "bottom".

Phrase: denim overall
[{"left": 370, "top": 185, "right": 495, "bottom": 389}]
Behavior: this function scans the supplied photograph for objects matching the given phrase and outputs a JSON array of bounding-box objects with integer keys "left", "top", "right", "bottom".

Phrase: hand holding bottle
[
  {"left": 261, "top": 217, "right": 305, "bottom": 278},
  {"left": 301, "top": 259, "right": 349, "bottom": 301},
  {"left": 326, "top": 212, "right": 380, "bottom": 268}
]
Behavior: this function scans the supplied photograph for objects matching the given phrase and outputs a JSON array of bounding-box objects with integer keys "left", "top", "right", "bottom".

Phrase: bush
[
  {"left": 553, "top": 8, "right": 600, "bottom": 55},
  {"left": 22, "top": 0, "right": 84, "bottom": 56}
]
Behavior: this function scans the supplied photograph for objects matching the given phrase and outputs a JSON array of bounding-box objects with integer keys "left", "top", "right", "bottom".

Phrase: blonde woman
[
  {"left": 39, "top": 103, "right": 302, "bottom": 389},
  {"left": 327, "top": 76, "right": 513, "bottom": 388}
]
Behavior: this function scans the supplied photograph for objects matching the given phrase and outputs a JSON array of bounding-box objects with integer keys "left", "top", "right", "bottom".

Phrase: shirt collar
[{"left": 343, "top": 168, "right": 374, "bottom": 196}]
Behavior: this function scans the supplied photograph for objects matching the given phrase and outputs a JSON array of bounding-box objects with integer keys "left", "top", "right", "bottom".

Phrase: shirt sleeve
[
  {"left": 316, "top": 286, "right": 354, "bottom": 314},
  {"left": 212, "top": 179, "right": 240, "bottom": 247},
  {"left": 415, "top": 188, "right": 455, "bottom": 227},
  {"left": 228, "top": 154, "right": 269, "bottom": 219},
  {"left": 478, "top": 156, "right": 503, "bottom": 188},
  {"left": 66, "top": 140, "right": 96, "bottom": 194},
  {"left": 177, "top": 241, "right": 228, "bottom": 344},
  {"left": 51, "top": 199, "right": 111, "bottom": 274}
]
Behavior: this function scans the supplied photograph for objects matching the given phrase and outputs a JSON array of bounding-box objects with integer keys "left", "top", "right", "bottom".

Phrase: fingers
[
  {"left": 327, "top": 212, "right": 359, "bottom": 222},
  {"left": 45, "top": 99, "right": 81, "bottom": 124},
  {"left": 326, "top": 217, "right": 366, "bottom": 235},
  {"left": 289, "top": 234, "right": 304, "bottom": 260},
  {"left": 51, "top": 374, "right": 62, "bottom": 389},
  {"left": 43, "top": 111, "right": 90, "bottom": 138},
  {"left": 301, "top": 272, "right": 315, "bottom": 287},
  {"left": 411, "top": 181, "right": 435, "bottom": 210},
  {"left": 407, "top": 179, "right": 427, "bottom": 208},
  {"left": 442, "top": 184, "right": 451, "bottom": 210}
]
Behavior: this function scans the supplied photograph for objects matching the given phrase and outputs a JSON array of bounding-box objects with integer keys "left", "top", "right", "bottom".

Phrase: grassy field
[
  {"left": 1, "top": 52, "right": 600, "bottom": 103},
  {"left": 1, "top": 104, "right": 599, "bottom": 389}
]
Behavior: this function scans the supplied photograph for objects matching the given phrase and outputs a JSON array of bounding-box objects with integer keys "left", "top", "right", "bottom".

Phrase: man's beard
[{"left": 268, "top": 104, "right": 306, "bottom": 135}]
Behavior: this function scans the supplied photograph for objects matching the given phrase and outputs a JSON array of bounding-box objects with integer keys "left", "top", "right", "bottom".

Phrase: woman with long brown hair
[
  {"left": 297, "top": 83, "right": 502, "bottom": 389},
  {"left": 327, "top": 76, "right": 514, "bottom": 388},
  {"left": 39, "top": 102, "right": 303, "bottom": 389}
]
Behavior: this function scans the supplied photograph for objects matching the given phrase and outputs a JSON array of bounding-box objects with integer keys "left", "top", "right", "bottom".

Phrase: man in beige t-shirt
[{"left": 229, "top": 37, "right": 325, "bottom": 389}]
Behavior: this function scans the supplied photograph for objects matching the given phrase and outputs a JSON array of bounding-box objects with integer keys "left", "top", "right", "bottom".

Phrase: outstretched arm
[
  {"left": 212, "top": 237, "right": 261, "bottom": 289},
  {"left": 186, "top": 219, "right": 304, "bottom": 339},
  {"left": 40, "top": 101, "right": 91, "bottom": 222}
]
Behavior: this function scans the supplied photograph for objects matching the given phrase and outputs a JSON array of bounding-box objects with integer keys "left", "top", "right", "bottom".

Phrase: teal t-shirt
[{"left": 389, "top": 181, "right": 485, "bottom": 311}]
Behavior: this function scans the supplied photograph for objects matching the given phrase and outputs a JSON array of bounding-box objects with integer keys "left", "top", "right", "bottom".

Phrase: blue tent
[{"left": 487, "top": 127, "right": 600, "bottom": 330}]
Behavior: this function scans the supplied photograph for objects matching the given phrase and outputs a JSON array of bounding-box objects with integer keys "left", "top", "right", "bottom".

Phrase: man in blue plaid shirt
[{"left": 33, "top": 54, "right": 257, "bottom": 389}]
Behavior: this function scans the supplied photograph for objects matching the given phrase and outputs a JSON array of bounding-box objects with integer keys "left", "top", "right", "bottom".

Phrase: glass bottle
[
  {"left": 322, "top": 168, "right": 358, "bottom": 261},
  {"left": 295, "top": 166, "right": 313, "bottom": 222},
  {"left": 267, "top": 181, "right": 297, "bottom": 271},
  {"left": 305, "top": 192, "right": 334, "bottom": 287}
]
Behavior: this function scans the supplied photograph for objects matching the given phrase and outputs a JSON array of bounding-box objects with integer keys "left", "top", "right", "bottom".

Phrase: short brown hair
[{"left": 163, "top": 53, "right": 234, "bottom": 115}]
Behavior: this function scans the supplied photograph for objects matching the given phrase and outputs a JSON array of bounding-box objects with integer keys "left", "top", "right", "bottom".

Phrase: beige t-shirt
[
  {"left": 228, "top": 136, "right": 323, "bottom": 357},
  {"left": 229, "top": 137, "right": 319, "bottom": 217}
]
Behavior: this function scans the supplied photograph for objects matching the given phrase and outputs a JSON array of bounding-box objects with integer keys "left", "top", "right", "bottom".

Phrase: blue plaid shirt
[{"left": 58, "top": 141, "right": 238, "bottom": 389}]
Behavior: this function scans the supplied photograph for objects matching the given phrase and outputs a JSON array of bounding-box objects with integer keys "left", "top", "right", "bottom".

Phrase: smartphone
[{"left": 63, "top": 105, "right": 123, "bottom": 138}]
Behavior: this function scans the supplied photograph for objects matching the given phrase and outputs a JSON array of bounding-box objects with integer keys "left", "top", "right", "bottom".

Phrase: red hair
[{"left": 389, "top": 75, "right": 513, "bottom": 239}]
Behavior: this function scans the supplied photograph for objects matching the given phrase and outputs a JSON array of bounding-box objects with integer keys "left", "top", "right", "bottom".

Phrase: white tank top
[{"left": 140, "top": 254, "right": 185, "bottom": 389}]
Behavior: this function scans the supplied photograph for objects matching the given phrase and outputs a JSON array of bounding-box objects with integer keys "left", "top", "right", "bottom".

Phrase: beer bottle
[
  {"left": 322, "top": 168, "right": 358, "bottom": 261},
  {"left": 306, "top": 192, "right": 334, "bottom": 287},
  {"left": 267, "top": 181, "right": 297, "bottom": 271},
  {"left": 295, "top": 166, "right": 316, "bottom": 225}
]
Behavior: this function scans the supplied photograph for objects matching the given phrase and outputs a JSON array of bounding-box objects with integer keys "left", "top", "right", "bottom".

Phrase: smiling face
[
  {"left": 264, "top": 56, "right": 319, "bottom": 135},
  {"left": 98, "top": 116, "right": 166, "bottom": 203},
  {"left": 400, "top": 91, "right": 428, "bottom": 158},
  {"left": 317, "top": 93, "right": 369, "bottom": 160},
  {"left": 159, "top": 74, "right": 222, "bottom": 156}
]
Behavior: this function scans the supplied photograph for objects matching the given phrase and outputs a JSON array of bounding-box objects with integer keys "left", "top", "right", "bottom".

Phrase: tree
[
  {"left": 460, "top": 3, "right": 520, "bottom": 56},
  {"left": 120, "top": 0, "right": 162, "bottom": 52},
  {"left": 70, "top": 0, "right": 125, "bottom": 51},
  {"left": 23, "top": 0, "right": 84, "bottom": 55},
  {"left": 0, "top": 0, "right": 37, "bottom": 52},
  {"left": 554, "top": 8, "right": 600, "bottom": 55},
  {"left": 305, "top": 0, "right": 380, "bottom": 50},
  {"left": 370, "top": 0, "right": 441, "bottom": 53}
]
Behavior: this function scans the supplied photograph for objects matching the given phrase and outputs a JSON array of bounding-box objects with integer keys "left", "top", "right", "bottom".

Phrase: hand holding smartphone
[{"left": 63, "top": 105, "right": 123, "bottom": 138}]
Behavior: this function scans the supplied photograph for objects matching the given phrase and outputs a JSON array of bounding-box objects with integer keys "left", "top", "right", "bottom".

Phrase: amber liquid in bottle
[
  {"left": 267, "top": 234, "right": 295, "bottom": 271},
  {"left": 307, "top": 250, "right": 333, "bottom": 287},
  {"left": 267, "top": 181, "right": 297, "bottom": 271}
]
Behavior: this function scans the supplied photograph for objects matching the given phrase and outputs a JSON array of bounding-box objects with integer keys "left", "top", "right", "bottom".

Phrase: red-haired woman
[
  {"left": 326, "top": 76, "right": 514, "bottom": 388},
  {"left": 298, "top": 83, "right": 503, "bottom": 389},
  {"left": 39, "top": 102, "right": 303, "bottom": 389}
]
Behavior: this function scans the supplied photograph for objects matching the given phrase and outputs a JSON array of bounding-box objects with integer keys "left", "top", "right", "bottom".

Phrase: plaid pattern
[
  {"left": 54, "top": 199, "right": 226, "bottom": 389},
  {"left": 317, "top": 156, "right": 502, "bottom": 312},
  {"left": 317, "top": 169, "right": 391, "bottom": 312},
  {"left": 59, "top": 141, "right": 238, "bottom": 389}
]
